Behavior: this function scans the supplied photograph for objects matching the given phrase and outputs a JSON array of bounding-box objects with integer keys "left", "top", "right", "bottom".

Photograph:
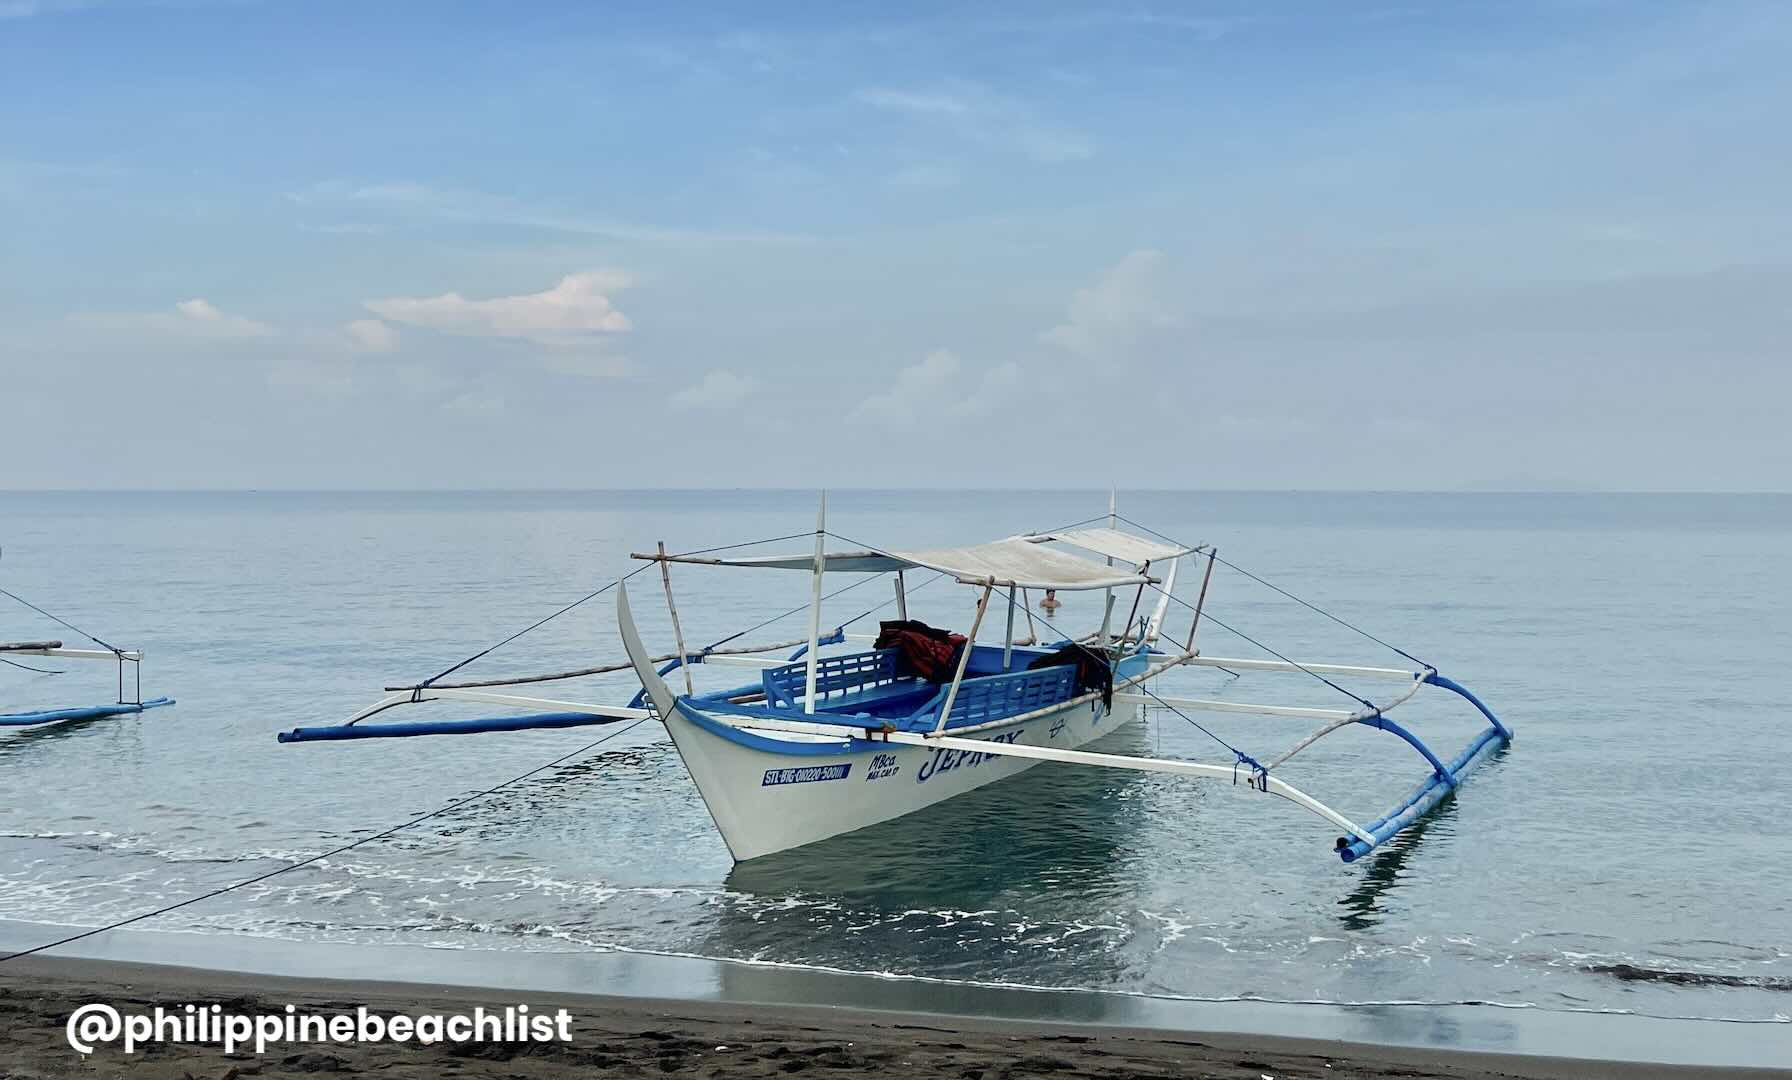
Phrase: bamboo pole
[
  {"left": 657, "top": 540, "right": 695, "bottom": 696},
  {"left": 894, "top": 570, "right": 907, "bottom": 621},
  {"left": 932, "top": 582, "right": 992, "bottom": 734},
  {"left": 1099, "top": 489, "right": 1116, "bottom": 643},
  {"left": 1185, "top": 547, "right": 1217, "bottom": 654},
  {"left": 803, "top": 492, "right": 827, "bottom": 714},
  {"left": 1002, "top": 584, "right": 1017, "bottom": 671}
]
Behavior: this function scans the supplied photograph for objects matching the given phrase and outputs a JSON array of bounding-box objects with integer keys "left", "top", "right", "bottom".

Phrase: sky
[{"left": 2, "top": 0, "right": 1788, "bottom": 491}]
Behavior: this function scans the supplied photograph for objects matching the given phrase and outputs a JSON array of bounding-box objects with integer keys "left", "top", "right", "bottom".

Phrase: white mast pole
[
  {"left": 1099, "top": 488, "right": 1117, "bottom": 644},
  {"left": 1185, "top": 547, "right": 1217, "bottom": 654},
  {"left": 1002, "top": 584, "right": 1017, "bottom": 671},
  {"left": 656, "top": 540, "right": 696, "bottom": 696},
  {"left": 803, "top": 491, "right": 827, "bottom": 714},
  {"left": 933, "top": 581, "right": 992, "bottom": 734}
]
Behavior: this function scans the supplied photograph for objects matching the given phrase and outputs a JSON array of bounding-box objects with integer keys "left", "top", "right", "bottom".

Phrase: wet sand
[{"left": 1, "top": 954, "right": 1781, "bottom": 1079}]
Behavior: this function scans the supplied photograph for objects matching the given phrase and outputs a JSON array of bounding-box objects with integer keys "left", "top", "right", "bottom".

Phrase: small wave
[{"left": 1585, "top": 963, "right": 1792, "bottom": 992}]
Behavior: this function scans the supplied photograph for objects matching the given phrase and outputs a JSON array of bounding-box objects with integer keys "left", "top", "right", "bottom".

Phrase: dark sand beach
[{"left": 2, "top": 955, "right": 1782, "bottom": 1080}]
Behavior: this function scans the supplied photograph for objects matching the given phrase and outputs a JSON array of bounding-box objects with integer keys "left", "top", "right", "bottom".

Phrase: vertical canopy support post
[
  {"left": 1021, "top": 588, "right": 1038, "bottom": 645},
  {"left": 1185, "top": 547, "right": 1216, "bottom": 654},
  {"left": 933, "top": 581, "right": 993, "bottom": 734},
  {"left": 803, "top": 492, "right": 828, "bottom": 714},
  {"left": 1002, "top": 584, "right": 1017, "bottom": 671},
  {"left": 1121, "top": 562, "right": 1149, "bottom": 646},
  {"left": 1099, "top": 489, "right": 1117, "bottom": 643},
  {"left": 894, "top": 570, "right": 908, "bottom": 621},
  {"left": 657, "top": 541, "right": 696, "bottom": 696}
]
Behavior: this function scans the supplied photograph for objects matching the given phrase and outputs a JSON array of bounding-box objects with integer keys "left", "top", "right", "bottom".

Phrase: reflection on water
[
  {"left": 1336, "top": 797, "right": 1458, "bottom": 932},
  {"left": 712, "top": 724, "right": 1151, "bottom": 988}
]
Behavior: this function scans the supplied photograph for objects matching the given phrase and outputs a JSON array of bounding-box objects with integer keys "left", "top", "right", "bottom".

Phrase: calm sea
[{"left": 2, "top": 491, "right": 1788, "bottom": 1025}]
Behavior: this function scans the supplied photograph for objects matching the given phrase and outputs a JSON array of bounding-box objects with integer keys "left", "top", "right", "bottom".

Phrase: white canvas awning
[
  {"left": 1026, "top": 527, "right": 1194, "bottom": 566},
  {"left": 634, "top": 537, "right": 1160, "bottom": 591}
]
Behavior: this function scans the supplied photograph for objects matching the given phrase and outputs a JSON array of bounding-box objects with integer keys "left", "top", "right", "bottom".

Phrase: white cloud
[
  {"left": 670, "top": 369, "right": 757, "bottom": 411},
  {"left": 849, "top": 350, "right": 1026, "bottom": 426},
  {"left": 365, "top": 271, "right": 632, "bottom": 345},
  {"left": 75, "top": 297, "right": 276, "bottom": 341},
  {"left": 344, "top": 318, "right": 399, "bottom": 353},
  {"left": 1041, "top": 250, "right": 1177, "bottom": 358},
  {"left": 851, "top": 349, "right": 961, "bottom": 426}
]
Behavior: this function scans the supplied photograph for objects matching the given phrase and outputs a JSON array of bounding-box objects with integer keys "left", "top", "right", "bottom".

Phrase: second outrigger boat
[{"left": 281, "top": 498, "right": 1511, "bottom": 864}]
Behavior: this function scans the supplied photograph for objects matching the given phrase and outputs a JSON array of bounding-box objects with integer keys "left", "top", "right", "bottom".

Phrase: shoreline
[
  {"left": 2, "top": 921, "right": 1787, "bottom": 1076},
  {"left": 5, "top": 952, "right": 1786, "bottom": 1080}
]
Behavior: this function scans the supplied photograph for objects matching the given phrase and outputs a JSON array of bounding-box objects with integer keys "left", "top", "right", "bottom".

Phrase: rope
[
  {"left": 0, "top": 715, "right": 653, "bottom": 964},
  {"left": 416, "top": 530, "right": 816, "bottom": 688},
  {"left": 1113, "top": 513, "right": 1432, "bottom": 669},
  {"left": 0, "top": 655, "right": 64, "bottom": 675},
  {"left": 0, "top": 586, "right": 123, "bottom": 655}
]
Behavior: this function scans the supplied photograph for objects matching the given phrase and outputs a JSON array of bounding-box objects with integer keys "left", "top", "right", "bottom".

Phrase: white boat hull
[{"left": 664, "top": 695, "right": 1140, "bottom": 861}]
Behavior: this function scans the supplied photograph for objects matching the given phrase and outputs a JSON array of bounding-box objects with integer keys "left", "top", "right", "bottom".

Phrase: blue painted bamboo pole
[
  {"left": 277, "top": 711, "right": 629, "bottom": 743},
  {"left": 0, "top": 697, "right": 175, "bottom": 727}
]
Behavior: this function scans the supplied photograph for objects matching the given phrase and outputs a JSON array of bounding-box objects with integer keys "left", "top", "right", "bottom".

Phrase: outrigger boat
[
  {"left": 280, "top": 498, "right": 1512, "bottom": 865},
  {"left": 1, "top": 585, "right": 173, "bottom": 729}
]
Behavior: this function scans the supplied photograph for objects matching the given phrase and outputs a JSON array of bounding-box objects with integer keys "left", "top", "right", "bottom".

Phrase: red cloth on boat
[{"left": 874, "top": 620, "right": 967, "bottom": 683}]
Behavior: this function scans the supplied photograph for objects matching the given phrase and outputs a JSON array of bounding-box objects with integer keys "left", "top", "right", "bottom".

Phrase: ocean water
[{"left": 1, "top": 490, "right": 1789, "bottom": 1027}]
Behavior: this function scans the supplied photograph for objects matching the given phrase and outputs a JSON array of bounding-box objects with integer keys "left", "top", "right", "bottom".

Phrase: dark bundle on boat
[
  {"left": 874, "top": 620, "right": 967, "bottom": 683},
  {"left": 1027, "top": 643, "right": 1113, "bottom": 708}
]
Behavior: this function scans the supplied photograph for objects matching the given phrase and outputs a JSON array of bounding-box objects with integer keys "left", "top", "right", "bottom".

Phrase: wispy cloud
[
  {"left": 289, "top": 180, "right": 812, "bottom": 249},
  {"left": 670, "top": 369, "right": 757, "bottom": 411},
  {"left": 851, "top": 80, "right": 1093, "bottom": 164},
  {"left": 343, "top": 318, "right": 399, "bottom": 354},
  {"left": 74, "top": 297, "right": 276, "bottom": 341},
  {"left": 365, "top": 271, "right": 632, "bottom": 346},
  {"left": 853, "top": 88, "right": 970, "bottom": 115},
  {"left": 1041, "top": 250, "right": 1178, "bottom": 358}
]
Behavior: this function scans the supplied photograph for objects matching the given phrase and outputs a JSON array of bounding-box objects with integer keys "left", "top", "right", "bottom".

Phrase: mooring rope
[
  {"left": 0, "top": 715, "right": 654, "bottom": 965},
  {"left": 1113, "top": 513, "right": 1433, "bottom": 670}
]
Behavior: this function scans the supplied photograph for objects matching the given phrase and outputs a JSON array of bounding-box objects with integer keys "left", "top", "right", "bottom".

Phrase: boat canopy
[
  {"left": 1023, "top": 527, "right": 1194, "bottom": 565},
  {"left": 634, "top": 535, "right": 1165, "bottom": 591}
]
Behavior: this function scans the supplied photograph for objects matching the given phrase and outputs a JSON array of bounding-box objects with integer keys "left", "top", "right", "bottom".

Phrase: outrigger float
[
  {"left": 279, "top": 498, "right": 1512, "bottom": 864},
  {"left": 1, "top": 587, "right": 173, "bottom": 729}
]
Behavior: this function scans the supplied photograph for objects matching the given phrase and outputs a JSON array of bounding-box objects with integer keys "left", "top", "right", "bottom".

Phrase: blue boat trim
[
  {"left": 276, "top": 710, "right": 633, "bottom": 743},
  {"left": 1337, "top": 673, "right": 1512, "bottom": 862},
  {"left": 0, "top": 696, "right": 175, "bottom": 727},
  {"left": 674, "top": 699, "right": 882, "bottom": 756}
]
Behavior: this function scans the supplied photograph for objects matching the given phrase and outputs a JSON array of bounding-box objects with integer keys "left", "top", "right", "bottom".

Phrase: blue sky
[{"left": 3, "top": 1, "right": 1788, "bottom": 489}]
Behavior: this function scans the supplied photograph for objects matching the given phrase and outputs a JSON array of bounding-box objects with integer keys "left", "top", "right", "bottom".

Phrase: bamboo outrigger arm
[
  {"left": 1, "top": 641, "right": 171, "bottom": 727},
  {"left": 283, "top": 629, "right": 837, "bottom": 743}
]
